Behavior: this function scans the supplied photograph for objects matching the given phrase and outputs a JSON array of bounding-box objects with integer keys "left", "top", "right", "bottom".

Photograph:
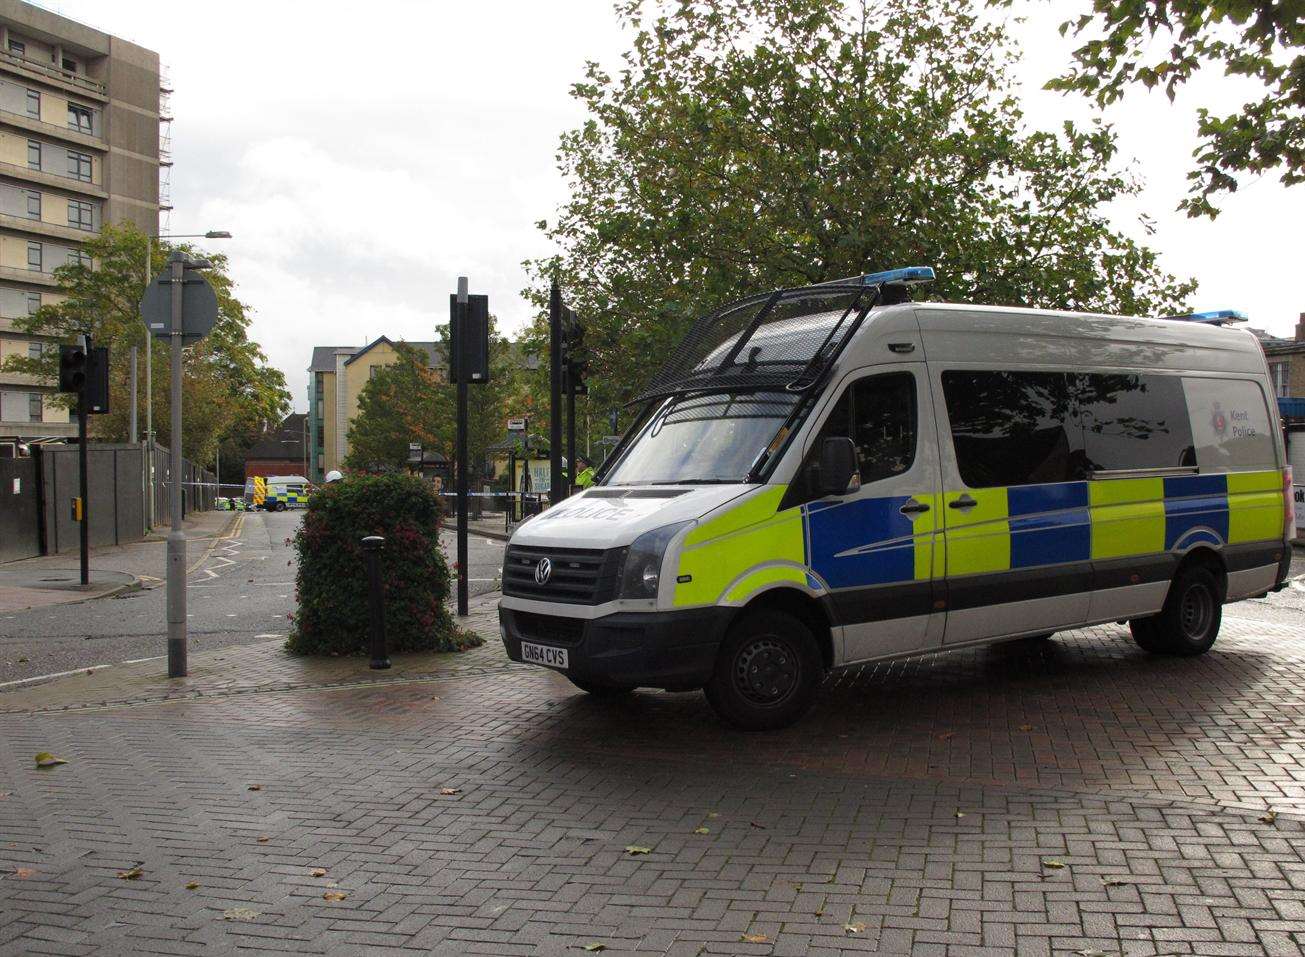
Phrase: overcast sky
[{"left": 42, "top": 0, "right": 1305, "bottom": 410}]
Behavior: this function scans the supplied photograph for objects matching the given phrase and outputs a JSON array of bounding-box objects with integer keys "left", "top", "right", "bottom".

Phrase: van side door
[
  {"left": 787, "top": 364, "right": 945, "bottom": 663},
  {"left": 934, "top": 369, "right": 1093, "bottom": 643}
]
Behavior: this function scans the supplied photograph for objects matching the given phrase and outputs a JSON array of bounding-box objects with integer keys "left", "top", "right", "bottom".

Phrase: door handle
[
  {"left": 948, "top": 494, "right": 978, "bottom": 510},
  {"left": 899, "top": 499, "right": 931, "bottom": 514}
]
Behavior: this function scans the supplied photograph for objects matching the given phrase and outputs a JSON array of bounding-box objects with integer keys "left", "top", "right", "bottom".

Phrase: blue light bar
[
  {"left": 1161, "top": 309, "right": 1248, "bottom": 325},
  {"left": 862, "top": 266, "right": 935, "bottom": 286}
]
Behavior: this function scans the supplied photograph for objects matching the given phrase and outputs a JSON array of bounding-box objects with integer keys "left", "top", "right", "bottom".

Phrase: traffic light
[
  {"left": 58, "top": 343, "right": 87, "bottom": 393},
  {"left": 84, "top": 346, "right": 109, "bottom": 414},
  {"left": 565, "top": 314, "right": 589, "bottom": 396}
]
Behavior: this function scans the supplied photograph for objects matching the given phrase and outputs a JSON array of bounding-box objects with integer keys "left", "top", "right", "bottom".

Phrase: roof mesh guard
[{"left": 633, "top": 282, "right": 873, "bottom": 404}]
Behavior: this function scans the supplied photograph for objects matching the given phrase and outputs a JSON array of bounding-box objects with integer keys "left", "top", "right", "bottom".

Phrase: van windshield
[{"left": 604, "top": 392, "right": 799, "bottom": 486}]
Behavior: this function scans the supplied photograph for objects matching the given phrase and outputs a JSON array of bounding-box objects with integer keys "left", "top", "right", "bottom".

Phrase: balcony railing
[{"left": 0, "top": 50, "right": 105, "bottom": 95}]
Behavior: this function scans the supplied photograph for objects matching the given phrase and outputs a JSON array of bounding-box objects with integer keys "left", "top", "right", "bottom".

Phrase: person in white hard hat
[{"left": 324, "top": 470, "right": 343, "bottom": 484}]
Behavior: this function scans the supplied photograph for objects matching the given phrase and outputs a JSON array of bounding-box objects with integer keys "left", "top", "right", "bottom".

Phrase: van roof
[{"left": 855, "top": 301, "right": 1267, "bottom": 376}]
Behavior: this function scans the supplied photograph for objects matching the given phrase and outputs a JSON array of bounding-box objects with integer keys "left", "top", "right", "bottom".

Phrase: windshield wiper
[{"left": 664, "top": 478, "right": 740, "bottom": 485}]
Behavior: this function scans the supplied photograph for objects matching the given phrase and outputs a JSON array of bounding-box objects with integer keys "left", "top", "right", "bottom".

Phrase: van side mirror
[{"left": 819, "top": 437, "right": 860, "bottom": 496}]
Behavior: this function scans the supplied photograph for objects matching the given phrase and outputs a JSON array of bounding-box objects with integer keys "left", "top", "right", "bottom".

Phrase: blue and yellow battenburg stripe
[{"left": 672, "top": 470, "right": 1284, "bottom": 608}]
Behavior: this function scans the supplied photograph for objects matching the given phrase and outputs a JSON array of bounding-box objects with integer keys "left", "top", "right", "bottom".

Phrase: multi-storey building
[
  {"left": 0, "top": 1, "right": 161, "bottom": 452},
  {"left": 306, "top": 338, "right": 440, "bottom": 482}
]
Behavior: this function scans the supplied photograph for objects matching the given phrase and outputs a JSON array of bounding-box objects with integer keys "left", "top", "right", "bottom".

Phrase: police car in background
[
  {"left": 260, "top": 475, "right": 311, "bottom": 511},
  {"left": 498, "top": 267, "right": 1293, "bottom": 730}
]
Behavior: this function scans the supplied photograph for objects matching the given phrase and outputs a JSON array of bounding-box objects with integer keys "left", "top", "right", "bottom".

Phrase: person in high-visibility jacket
[{"left": 575, "top": 457, "right": 595, "bottom": 489}]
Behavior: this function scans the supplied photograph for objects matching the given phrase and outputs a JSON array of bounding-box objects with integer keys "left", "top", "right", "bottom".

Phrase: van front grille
[
  {"left": 513, "top": 611, "right": 586, "bottom": 645},
  {"left": 502, "top": 544, "right": 624, "bottom": 604}
]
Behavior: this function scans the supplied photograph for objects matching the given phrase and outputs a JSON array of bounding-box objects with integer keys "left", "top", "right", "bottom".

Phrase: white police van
[{"left": 499, "top": 268, "right": 1293, "bottom": 730}]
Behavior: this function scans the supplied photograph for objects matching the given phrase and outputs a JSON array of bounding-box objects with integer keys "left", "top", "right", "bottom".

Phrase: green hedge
[{"left": 286, "top": 472, "right": 481, "bottom": 656}]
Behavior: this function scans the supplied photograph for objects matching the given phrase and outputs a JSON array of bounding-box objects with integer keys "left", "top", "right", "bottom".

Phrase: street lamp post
[{"left": 138, "top": 230, "right": 231, "bottom": 530}]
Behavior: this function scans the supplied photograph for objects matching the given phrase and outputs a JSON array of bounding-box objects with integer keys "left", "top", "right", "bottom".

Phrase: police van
[
  {"left": 499, "top": 268, "right": 1293, "bottom": 730},
  {"left": 261, "top": 475, "right": 310, "bottom": 511}
]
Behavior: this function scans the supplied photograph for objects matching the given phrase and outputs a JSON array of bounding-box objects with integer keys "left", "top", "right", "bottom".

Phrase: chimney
[{"left": 1297, "top": 312, "right": 1305, "bottom": 342}]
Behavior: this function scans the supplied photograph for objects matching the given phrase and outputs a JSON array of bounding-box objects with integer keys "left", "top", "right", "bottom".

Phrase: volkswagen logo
[{"left": 534, "top": 557, "right": 552, "bottom": 585}]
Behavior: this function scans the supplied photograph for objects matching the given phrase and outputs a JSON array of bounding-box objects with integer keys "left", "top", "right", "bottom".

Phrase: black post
[
  {"left": 566, "top": 371, "right": 576, "bottom": 499},
  {"left": 77, "top": 373, "right": 89, "bottom": 587},
  {"left": 507, "top": 445, "right": 516, "bottom": 525},
  {"left": 362, "top": 535, "right": 390, "bottom": 669},
  {"left": 455, "top": 280, "right": 469, "bottom": 617},
  {"left": 548, "top": 278, "right": 563, "bottom": 505}
]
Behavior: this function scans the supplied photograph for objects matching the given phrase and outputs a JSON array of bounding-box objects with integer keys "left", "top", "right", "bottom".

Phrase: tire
[
  {"left": 1130, "top": 562, "right": 1224, "bottom": 656},
  {"left": 704, "top": 610, "right": 823, "bottom": 731},
  {"left": 276, "top": 502, "right": 287, "bottom": 512},
  {"left": 567, "top": 677, "right": 636, "bottom": 698}
]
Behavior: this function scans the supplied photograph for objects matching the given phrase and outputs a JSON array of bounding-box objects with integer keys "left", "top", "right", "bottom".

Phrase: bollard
[{"left": 362, "top": 535, "right": 390, "bottom": 669}]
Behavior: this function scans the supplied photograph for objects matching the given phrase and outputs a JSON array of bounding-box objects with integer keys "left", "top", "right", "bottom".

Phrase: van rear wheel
[
  {"left": 704, "top": 610, "right": 822, "bottom": 731},
  {"left": 1130, "top": 563, "right": 1223, "bottom": 656}
]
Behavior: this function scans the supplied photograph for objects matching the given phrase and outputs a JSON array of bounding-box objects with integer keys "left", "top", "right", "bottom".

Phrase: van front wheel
[{"left": 704, "top": 610, "right": 822, "bottom": 731}]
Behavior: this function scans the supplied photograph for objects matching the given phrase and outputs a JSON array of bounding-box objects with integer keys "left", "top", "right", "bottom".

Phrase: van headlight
[{"left": 618, "top": 522, "right": 691, "bottom": 600}]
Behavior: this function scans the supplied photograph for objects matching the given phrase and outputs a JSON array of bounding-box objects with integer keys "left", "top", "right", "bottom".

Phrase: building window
[
  {"left": 27, "top": 140, "right": 40, "bottom": 170},
  {"left": 67, "top": 199, "right": 94, "bottom": 231},
  {"left": 369, "top": 365, "right": 382, "bottom": 379},
  {"left": 67, "top": 150, "right": 92, "bottom": 182},
  {"left": 68, "top": 249, "right": 91, "bottom": 269},
  {"left": 25, "top": 89, "right": 39, "bottom": 117},
  {"left": 8, "top": 40, "right": 25, "bottom": 57},
  {"left": 27, "top": 341, "right": 42, "bottom": 360},
  {"left": 61, "top": 57, "right": 78, "bottom": 74},
  {"left": 26, "top": 292, "right": 40, "bottom": 315},
  {"left": 28, "top": 393, "right": 42, "bottom": 422},
  {"left": 26, "top": 242, "right": 41, "bottom": 271},
  {"left": 1269, "top": 361, "right": 1289, "bottom": 398},
  {"left": 67, "top": 104, "right": 93, "bottom": 134},
  {"left": 26, "top": 191, "right": 40, "bottom": 219}
]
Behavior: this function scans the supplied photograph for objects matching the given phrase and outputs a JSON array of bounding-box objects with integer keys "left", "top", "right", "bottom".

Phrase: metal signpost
[
  {"left": 449, "top": 277, "right": 490, "bottom": 617},
  {"left": 140, "top": 251, "right": 219, "bottom": 677},
  {"left": 549, "top": 279, "right": 563, "bottom": 504}
]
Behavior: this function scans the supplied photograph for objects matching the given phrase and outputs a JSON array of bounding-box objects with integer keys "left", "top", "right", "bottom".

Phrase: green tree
[
  {"left": 343, "top": 343, "right": 443, "bottom": 471},
  {"left": 344, "top": 327, "right": 522, "bottom": 482},
  {"left": 1043, "top": 0, "right": 1305, "bottom": 217},
  {"left": 525, "top": 0, "right": 1196, "bottom": 412},
  {"left": 1, "top": 222, "right": 290, "bottom": 466}
]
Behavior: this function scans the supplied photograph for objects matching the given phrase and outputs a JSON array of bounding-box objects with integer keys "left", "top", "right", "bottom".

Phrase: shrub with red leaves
[{"left": 285, "top": 472, "right": 481, "bottom": 656}]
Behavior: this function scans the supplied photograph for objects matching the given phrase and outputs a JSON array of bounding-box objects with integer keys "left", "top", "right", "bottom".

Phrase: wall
[
  {"left": 0, "top": 453, "right": 37, "bottom": 560},
  {"left": 36, "top": 442, "right": 143, "bottom": 553},
  {"left": 321, "top": 369, "right": 338, "bottom": 474}
]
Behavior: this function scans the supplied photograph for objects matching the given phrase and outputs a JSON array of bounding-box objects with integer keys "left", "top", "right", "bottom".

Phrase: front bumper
[{"left": 499, "top": 605, "right": 732, "bottom": 690}]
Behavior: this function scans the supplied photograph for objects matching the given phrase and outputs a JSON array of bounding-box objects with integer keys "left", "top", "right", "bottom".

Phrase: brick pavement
[{"left": 1, "top": 603, "right": 1304, "bottom": 955}]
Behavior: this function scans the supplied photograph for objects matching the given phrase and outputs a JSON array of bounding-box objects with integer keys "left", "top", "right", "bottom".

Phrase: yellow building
[
  {"left": 0, "top": 1, "right": 162, "bottom": 451},
  {"left": 306, "top": 337, "right": 439, "bottom": 482}
]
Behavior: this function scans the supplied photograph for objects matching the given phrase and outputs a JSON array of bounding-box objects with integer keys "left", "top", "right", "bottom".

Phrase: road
[{"left": 0, "top": 510, "right": 506, "bottom": 686}]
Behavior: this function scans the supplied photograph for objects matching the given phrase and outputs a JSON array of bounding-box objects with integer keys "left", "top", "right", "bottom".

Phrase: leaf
[
  {"left": 1259, "top": 810, "right": 1277, "bottom": 824},
  {"left": 439, "top": 787, "right": 460, "bottom": 796},
  {"left": 256, "top": 836, "right": 269, "bottom": 844},
  {"left": 323, "top": 891, "right": 348, "bottom": 901},
  {"left": 116, "top": 865, "right": 143, "bottom": 880},
  {"left": 624, "top": 845, "right": 652, "bottom": 855},
  {"left": 310, "top": 868, "right": 327, "bottom": 877},
  {"left": 1042, "top": 859, "right": 1066, "bottom": 869},
  {"left": 844, "top": 922, "right": 867, "bottom": 934},
  {"left": 185, "top": 881, "right": 199, "bottom": 890},
  {"left": 749, "top": 821, "right": 766, "bottom": 829},
  {"left": 247, "top": 784, "right": 262, "bottom": 791},
  {"left": 34, "top": 752, "right": 67, "bottom": 769},
  {"left": 1100, "top": 877, "right": 1131, "bottom": 887},
  {"left": 581, "top": 945, "right": 607, "bottom": 952},
  {"left": 222, "top": 907, "right": 260, "bottom": 921},
  {"left": 693, "top": 826, "right": 710, "bottom": 835},
  {"left": 17, "top": 657, "right": 28, "bottom": 663},
  {"left": 707, "top": 812, "right": 719, "bottom": 819},
  {"left": 1074, "top": 949, "right": 1115, "bottom": 957},
  {"left": 954, "top": 811, "right": 966, "bottom": 819},
  {"left": 740, "top": 933, "right": 769, "bottom": 943},
  {"left": 1017, "top": 724, "right": 1034, "bottom": 732},
  {"left": 12, "top": 867, "right": 35, "bottom": 879}
]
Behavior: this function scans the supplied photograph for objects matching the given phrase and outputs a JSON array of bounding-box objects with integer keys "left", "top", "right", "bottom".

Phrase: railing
[{"left": 0, "top": 49, "right": 105, "bottom": 95}]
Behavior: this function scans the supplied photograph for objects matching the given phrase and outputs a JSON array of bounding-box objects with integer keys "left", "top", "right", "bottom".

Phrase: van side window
[
  {"left": 793, "top": 371, "right": 916, "bottom": 504},
  {"left": 942, "top": 371, "right": 1080, "bottom": 488},
  {"left": 1181, "top": 376, "right": 1277, "bottom": 471},
  {"left": 1078, "top": 373, "right": 1195, "bottom": 471}
]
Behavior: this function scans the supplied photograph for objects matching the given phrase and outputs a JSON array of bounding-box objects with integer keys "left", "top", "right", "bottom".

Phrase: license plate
[{"left": 520, "top": 641, "right": 569, "bottom": 670}]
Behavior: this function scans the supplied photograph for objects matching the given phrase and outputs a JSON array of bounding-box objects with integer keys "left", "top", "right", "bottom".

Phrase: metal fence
[{"left": 0, "top": 441, "right": 218, "bottom": 563}]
